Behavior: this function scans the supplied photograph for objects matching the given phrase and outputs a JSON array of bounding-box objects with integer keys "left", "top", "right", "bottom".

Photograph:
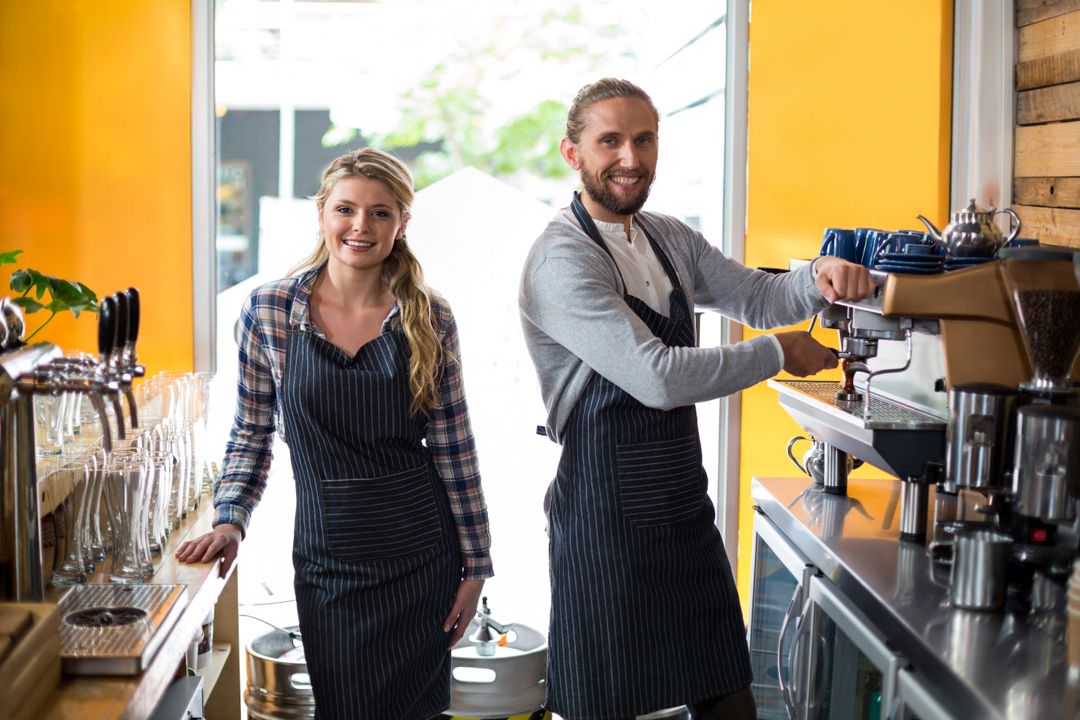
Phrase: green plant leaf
[
  {"left": 4, "top": 253, "right": 100, "bottom": 336},
  {"left": 0, "top": 250, "right": 23, "bottom": 266},
  {"left": 27, "top": 269, "right": 50, "bottom": 300},
  {"left": 54, "top": 280, "right": 85, "bottom": 304},
  {"left": 11, "top": 296, "right": 44, "bottom": 313},
  {"left": 66, "top": 300, "right": 97, "bottom": 318},
  {"left": 10, "top": 269, "right": 31, "bottom": 293}
]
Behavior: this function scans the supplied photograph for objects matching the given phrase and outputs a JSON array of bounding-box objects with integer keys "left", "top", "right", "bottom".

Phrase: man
[{"left": 518, "top": 78, "right": 874, "bottom": 720}]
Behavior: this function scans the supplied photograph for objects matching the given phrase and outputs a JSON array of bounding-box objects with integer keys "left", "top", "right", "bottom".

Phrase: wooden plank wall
[{"left": 1015, "top": 0, "right": 1080, "bottom": 247}]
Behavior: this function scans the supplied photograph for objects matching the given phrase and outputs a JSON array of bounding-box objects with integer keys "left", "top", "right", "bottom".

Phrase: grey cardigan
[{"left": 518, "top": 207, "right": 828, "bottom": 443}]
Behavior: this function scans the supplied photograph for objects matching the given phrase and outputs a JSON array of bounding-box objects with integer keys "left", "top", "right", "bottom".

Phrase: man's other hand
[
  {"left": 814, "top": 256, "right": 875, "bottom": 303},
  {"left": 775, "top": 331, "right": 839, "bottom": 377}
]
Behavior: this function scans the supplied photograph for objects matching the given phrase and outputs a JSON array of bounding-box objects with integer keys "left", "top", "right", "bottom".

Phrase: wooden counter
[{"left": 36, "top": 495, "right": 241, "bottom": 720}]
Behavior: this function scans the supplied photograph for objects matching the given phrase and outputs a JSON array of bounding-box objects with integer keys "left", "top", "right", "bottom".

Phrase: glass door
[
  {"left": 804, "top": 574, "right": 900, "bottom": 720},
  {"left": 893, "top": 666, "right": 952, "bottom": 720},
  {"left": 747, "top": 510, "right": 815, "bottom": 720}
]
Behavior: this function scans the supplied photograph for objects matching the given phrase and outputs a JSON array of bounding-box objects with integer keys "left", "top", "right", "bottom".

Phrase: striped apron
[
  {"left": 544, "top": 195, "right": 752, "bottom": 719},
  {"left": 282, "top": 314, "right": 461, "bottom": 720}
]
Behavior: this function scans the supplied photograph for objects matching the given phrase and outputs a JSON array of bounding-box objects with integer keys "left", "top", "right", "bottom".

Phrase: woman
[{"left": 177, "top": 148, "right": 492, "bottom": 719}]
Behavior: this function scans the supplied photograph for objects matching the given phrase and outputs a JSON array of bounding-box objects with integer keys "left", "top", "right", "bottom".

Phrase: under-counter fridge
[{"left": 747, "top": 508, "right": 930, "bottom": 720}]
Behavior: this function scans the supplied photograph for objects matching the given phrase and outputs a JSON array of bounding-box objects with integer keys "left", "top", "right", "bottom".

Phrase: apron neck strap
[
  {"left": 570, "top": 192, "right": 684, "bottom": 293},
  {"left": 570, "top": 191, "right": 626, "bottom": 278}
]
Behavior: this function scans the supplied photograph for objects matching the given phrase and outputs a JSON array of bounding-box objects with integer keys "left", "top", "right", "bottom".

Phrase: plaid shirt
[{"left": 214, "top": 267, "right": 493, "bottom": 580}]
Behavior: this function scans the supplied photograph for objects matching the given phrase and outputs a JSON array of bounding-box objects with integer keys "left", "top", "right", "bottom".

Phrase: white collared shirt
[{"left": 593, "top": 217, "right": 675, "bottom": 316}]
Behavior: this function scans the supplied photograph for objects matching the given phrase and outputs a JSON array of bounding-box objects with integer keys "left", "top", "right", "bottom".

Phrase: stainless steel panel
[{"left": 769, "top": 379, "right": 946, "bottom": 480}]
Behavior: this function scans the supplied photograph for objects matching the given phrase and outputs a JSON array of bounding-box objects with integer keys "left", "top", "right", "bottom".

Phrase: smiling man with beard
[{"left": 518, "top": 78, "right": 874, "bottom": 720}]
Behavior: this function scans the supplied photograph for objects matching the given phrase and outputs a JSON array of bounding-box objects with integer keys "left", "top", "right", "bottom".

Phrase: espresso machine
[{"left": 771, "top": 246, "right": 1080, "bottom": 612}]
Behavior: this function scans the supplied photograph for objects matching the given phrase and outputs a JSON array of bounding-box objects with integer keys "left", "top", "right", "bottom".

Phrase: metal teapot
[{"left": 916, "top": 198, "right": 1021, "bottom": 257}]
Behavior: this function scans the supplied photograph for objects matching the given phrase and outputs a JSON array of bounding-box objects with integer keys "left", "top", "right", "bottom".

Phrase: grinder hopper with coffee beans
[{"left": 772, "top": 230, "right": 1080, "bottom": 617}]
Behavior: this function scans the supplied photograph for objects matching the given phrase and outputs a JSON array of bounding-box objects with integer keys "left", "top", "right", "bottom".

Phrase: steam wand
[{"left": 849, "top": 330, "right": 913, "bottom": 421}]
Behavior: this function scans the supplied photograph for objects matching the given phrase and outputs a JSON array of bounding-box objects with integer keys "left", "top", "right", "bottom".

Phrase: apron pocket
[
  {"left": 616, "top": 434, "right": 703, "bottom": 527},
  {"left": 321, "top": 464, "right": 443, "bottom": 562}
]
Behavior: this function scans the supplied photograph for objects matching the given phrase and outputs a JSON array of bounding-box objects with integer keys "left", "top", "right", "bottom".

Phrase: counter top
[
  {"left": 35, "top": 495, "right": 239, "bottom": 720},
  {"left": 752, "top": 476, "right": 1075, "bottom": 720}
]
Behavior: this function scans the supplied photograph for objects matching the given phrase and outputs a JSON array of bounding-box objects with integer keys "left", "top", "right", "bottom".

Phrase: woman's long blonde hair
[{"left": 292, "top": 147, "right": 444, "bottom": 415}]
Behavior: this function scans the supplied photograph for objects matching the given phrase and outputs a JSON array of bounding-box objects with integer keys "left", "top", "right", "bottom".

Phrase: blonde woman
[{"left": 177, "top": 148, "right": 492, "bottom": 719}]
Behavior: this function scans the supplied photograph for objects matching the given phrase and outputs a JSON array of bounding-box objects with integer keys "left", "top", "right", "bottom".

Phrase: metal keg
[
  {"left": 244, "top": 626, "right": 314, "bottom": 720},
  {"left": 446, "top": 614, "right": 548, "bottom": 719}
]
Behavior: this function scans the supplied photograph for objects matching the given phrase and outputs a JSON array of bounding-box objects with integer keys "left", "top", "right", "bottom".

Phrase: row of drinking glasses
[{"left": 48, "top": 370, "right": 219, "bottom": 587}]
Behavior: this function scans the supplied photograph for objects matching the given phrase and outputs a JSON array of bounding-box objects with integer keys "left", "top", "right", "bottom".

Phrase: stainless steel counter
[{"left": 752, "top": 476, "right": 1077, "bottom": 720}]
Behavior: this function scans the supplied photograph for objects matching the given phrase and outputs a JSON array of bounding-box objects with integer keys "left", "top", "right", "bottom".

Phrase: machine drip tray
[
  {"left": 773, "top": 379, "right": 945, "bottom": 430},
  {"left": 58, "top": 583, "right": 187, "bottom": 676},
  {"left": 769, "top": 379, "right": 946, "bottom": 480}
]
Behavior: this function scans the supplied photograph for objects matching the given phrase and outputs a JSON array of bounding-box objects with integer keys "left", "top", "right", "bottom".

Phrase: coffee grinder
[
  {"left": 999, "top": 253, "right": 1080, "bottom": 605},
  {"left": 1001, "top": 254, "right": 1080, "bottom": 521},
  {"left": 1002, "top": 253, "right": 1080, "bottom": 402}
]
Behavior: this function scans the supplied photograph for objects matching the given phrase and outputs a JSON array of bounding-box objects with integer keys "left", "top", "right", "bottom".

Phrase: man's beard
[{"left": 579, "top": 163, "right": 654, "bottom": 217}]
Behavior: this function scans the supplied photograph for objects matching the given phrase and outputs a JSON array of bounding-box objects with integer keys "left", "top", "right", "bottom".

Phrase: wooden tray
[{"left": 0, "top": 602, "right": 61, "bottom": 720}]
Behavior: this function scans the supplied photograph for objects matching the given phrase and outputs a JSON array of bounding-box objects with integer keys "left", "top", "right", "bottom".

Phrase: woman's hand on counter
[
  {"left": 175, "top": 523, "right": 243, "bottom": 577},
  {"left": 443, "top": 578, "right": 485, "bottom": 648},
  {"left": 813, "top": 256, "right": 875, "bottom": 303}
]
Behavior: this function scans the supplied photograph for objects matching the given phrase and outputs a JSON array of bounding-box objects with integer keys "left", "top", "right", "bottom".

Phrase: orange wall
[
  {"left": 0, "top": 1, "right": 193, "bottom": 374},
  {"left": 738, "top": 1, "right": 953, "bottom": 611}
]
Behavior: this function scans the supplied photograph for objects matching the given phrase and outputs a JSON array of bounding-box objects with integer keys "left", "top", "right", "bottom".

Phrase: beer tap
[
  {"left": 18, "top": 300, "right": 121, "bottom": 452},
  {"left": 0, "top": 301, "right": 114, "bottom": 600},
  {"left": 469, "top": 596, "right": 510, "bottom": 656},
  {"left": 110, "top": 293, "right": 139, "bottom": 430},
  {"left": 0, "top": 337, "right": 60, "bottom": 600},
  {"left": 122, "top": 287, "right": 145, "bottom": 382},
  {"left": 98, "top": 296, "right": 127, "bottom": 442}
]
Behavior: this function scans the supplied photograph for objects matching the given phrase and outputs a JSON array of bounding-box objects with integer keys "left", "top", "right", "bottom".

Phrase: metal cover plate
[
  {"left": 773, "top": 379, "right": 945, "bottom": 431},
  {"left": 58, "top": 583, "right": 187, "bottom": 675}
]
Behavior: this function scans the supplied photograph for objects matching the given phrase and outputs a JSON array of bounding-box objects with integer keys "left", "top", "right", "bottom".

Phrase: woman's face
[{"left": 318, "top": 176, "right": 407, "bottom": 274}]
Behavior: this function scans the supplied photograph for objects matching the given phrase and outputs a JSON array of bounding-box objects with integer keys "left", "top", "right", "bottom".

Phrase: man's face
[{"left": 562, "top": 96, "right": 658, "bottom": 223}]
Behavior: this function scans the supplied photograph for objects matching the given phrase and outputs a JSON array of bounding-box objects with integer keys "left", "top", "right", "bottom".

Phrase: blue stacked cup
[
  {"left": 820, "top": 228, "right": 861, "bottom": 263},
  {"left": 871, "top": 231, "right": 945, "bottom": 274},
  {"left": 856, "top": 229, "right": 889, "bottom": 268}
]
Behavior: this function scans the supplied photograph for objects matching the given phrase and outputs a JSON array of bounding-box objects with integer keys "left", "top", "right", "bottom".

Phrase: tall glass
[
  {"left": 34, "top": 393, "right": 65, "bottom": 456},
  {"left": 192, "top": 371, "right": 216, "bottom": 495},
  {"left": 150, "top": 421, "right": 187, "bottom": 530},
  {"left": 103, "top": 452, "right": 149, "bottom": 583},
  {"left": 49, "top": 462, "right": 90, "bottom": 587},
  {"left": 80, "top": 448, "right": 108, "bottom": 571},
  {"left": 146, "top": 451, "right": 173, "bottom": 555}
]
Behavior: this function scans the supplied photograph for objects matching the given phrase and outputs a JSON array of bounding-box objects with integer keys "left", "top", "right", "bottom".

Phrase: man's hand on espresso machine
[
  {"left": 812, "top": 256, "right": 876, "bottom": 304},
  {"left": 775, "top": 331, "right": 840, "bottom": 377}
]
